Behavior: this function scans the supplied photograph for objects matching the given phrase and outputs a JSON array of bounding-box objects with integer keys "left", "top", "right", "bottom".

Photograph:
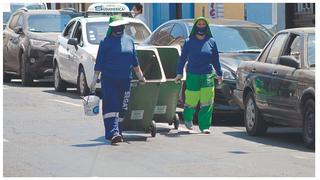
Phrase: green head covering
[
  {"left": 189, "top": 16, "right": 212, "bottom": 38},
  {"left": 107, "top": 15, "right": 125, "bottom": 36}
]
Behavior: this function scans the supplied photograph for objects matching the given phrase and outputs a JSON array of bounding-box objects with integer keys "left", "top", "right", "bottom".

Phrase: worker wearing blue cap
[{"left": 90, "top": 15, "right": 146, "bottom": 144}]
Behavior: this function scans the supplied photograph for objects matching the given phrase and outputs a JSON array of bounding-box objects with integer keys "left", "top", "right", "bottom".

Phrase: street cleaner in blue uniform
[
  {"left": 175, "top": 17, "right": 222, "bottom": 134},
  {"left": 90, "top": 15, "right": 146, "bottom": 144}
]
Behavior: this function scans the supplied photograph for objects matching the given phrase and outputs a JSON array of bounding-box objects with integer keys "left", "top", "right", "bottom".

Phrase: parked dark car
[
  {"left": 3, "top": 9, "right": 82, "bottom": 86},
  {"left": 234, "top": 28, "right": 315, "bottom": 148},
  {"left": 142, "top": 19, "right": 273, "bottom": 115}
]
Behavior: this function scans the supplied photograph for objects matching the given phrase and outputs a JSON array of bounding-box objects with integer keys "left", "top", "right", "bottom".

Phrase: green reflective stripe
[
  {"left": 185, "top": 90, "right": 200, "bottom": 106},
  {"left": 200, "top": 87, "right": 214, "bottom": 104}
]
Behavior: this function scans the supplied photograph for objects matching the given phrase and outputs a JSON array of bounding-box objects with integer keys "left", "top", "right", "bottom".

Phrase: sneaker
[
  {"left": 202, "top": 129, "right": 211, "bottom": 134},
  {"left": 110, "top": 134, "right": 123, "bottom": 144},
  {"left": 184, "top": 121, "right": 193, "bottom": 130}
]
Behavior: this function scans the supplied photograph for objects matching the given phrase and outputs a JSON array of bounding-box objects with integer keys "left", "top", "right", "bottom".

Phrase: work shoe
[
  {"left": 184, "top": 120, "right": 193, "bottom": 130},
  {"left": 202, "top": 129, "right": 211, "bottom": 134},
  {"left": 110, "top": 134, "right": 123, "bottom": 144}
]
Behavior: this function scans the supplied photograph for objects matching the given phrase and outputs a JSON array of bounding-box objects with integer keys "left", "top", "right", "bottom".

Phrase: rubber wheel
[
  {"left": 244, "top": 91, "right": 268, "bottom": 136},
  {"left": 78, "top": 67, "right": 90, "bottom": 96},
  {"left": 173, "top": 113, "right": 180, "bottom": 129},
  {"left": 54, "top": 65, "right": 67, "bottom": 92},
  {"left": 20, "top": 52, "right": 33, "bottom": 86},
  {"left": 150, "top": 120, "right": 156, "bottom": 137},
  {"left": 3, "top": 72, "right": 12, "bottom": 83},
  {"left": 303, "top": 99, "right": 315, "bottom": 149}
]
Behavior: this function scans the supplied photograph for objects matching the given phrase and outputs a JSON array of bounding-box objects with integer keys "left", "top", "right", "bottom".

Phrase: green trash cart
[
  {"left": 122, "top": 47, "right": 166, "bottom": 137},
  {"left": 153, "top": 46, "right": 185, "bottom": 129}
]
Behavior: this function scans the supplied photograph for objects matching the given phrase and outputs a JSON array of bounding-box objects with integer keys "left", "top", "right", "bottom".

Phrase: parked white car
[{"left": 53, "top": 15, "right": 151, "bottom": 95}]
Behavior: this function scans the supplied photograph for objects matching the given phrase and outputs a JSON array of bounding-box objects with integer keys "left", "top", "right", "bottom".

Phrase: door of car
[
  {"left": 68, "top": 21, "right": 83, "bottom": 84},
  {"left": 3, "top": 13, "right": 23, "bottom": 73},
  {"left": 268, "top": 33, "right": 302, "bottom": 123},
  {"left": 251, "top": 33, "right": 288, "bottom": 115},
  {"left": 56, "top": 20, "right": 76, "bottom": 81}
]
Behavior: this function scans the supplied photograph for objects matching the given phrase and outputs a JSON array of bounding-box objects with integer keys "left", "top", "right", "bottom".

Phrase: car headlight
[
  {"left": 30, "top": 39, "right": 53, "bottom": 47},
  {"left": 221, "top": 67, "right": 236, "bottom": 80}
]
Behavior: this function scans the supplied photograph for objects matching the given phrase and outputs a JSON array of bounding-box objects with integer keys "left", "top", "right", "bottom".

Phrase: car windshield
[
  {"left": 86, "top": 21, "right": 150, "bottom": 44},
  {"left": 87, "top": 22, "right": 150, "bottom": 44},
  {"left": 307, "top": 33, "right": 315, "bottom": 67},
  {"left": 3, "top": 3, "right": 46, "bottom": 24},
  {"left": 28, "top": 14, "right": 75, "bottom": 32},
  {"left": 188, "top": 25, "right": 273, "bottom": 53}
]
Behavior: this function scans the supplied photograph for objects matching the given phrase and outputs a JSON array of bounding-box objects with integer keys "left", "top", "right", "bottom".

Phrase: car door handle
[
  {"left": 251, "top": 68, "right": 256, "bottom": 73},
  {"left": 272, "top": 71, "right": 278, "bottom": 76}
]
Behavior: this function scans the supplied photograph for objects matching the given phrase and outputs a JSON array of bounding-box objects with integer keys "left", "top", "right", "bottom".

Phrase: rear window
[
  {"left": 27, "top": 13, "right": 76, "bottom": 32},
  {"left": 86, "top": 21, "right": 150, "bottom": 44}
]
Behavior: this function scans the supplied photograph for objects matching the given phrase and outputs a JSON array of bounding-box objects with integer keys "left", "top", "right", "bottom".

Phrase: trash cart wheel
[
  {"left": 174, "top": 113, "right": 180, "bottom": 129},
  {"left": 168, "top": 120, "right": 173, "bottom": 126},
  {"left": 150, "top": 120, "right": 157, "bottom": 137}
]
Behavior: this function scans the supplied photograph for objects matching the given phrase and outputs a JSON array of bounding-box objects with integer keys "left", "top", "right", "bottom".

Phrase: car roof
[
  {"left": 19, "top": 9, "right": 78, "bottom": 15},
  {"left": 167, "top": 18, "right": 264, "bottom": 27},
  {"left": 278, "top": 27, "right": 315, "bottom": 34},
  {"left": 80, "top": 16, "right": 144, "bottom": 24}
]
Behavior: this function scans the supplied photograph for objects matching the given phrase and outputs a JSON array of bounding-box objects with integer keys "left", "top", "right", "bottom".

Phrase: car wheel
[
  {"left": 244, "top": 91, "right": 268, "bottom": 136},
  {"left": 54, "top": 65, "right": 67, "bottom": 92},
  {"left": 78, "top": 67, "right": 90, "bottom": 96},
  {"left": 3, "top": 72, "right": 12, "bottom": 83},
  {"left": 20, "top": 52, "right": 33, "bottom": 86},
  {"left": 303, "top": 99, "right": 315, "bottom": 149}
]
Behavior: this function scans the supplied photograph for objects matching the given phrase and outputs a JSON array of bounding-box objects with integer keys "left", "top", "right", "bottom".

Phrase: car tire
[
  {"left": 303, "top": 99, "right": 315, "bottom": 149},
  {"left": 78, "top": 67, "right": 90, "bottom": 96},
  {"left": 244, "top": 91, "right": 268, "bottom": 136},
  {"left": 3, "top": 72, "right": 12, "bottom": 83},
  {"left": 54, "top": 65, "right": 67, "bottom": 92},
  {"left": 20, "top": 52, "right": 33, "bottom": 86}
]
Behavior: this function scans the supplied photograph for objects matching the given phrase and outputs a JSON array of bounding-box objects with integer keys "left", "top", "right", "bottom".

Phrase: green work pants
[{"left": 183, "top": 73, "right": 215, "bottom": 131}]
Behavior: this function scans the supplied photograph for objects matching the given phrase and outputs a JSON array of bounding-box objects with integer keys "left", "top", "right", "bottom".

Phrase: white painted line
[
  {"left": 50, "top": 99, "right": 82, "bottom": 107},
  {"left": 4, "top": 138, "right": 9, "bottom": 142}
]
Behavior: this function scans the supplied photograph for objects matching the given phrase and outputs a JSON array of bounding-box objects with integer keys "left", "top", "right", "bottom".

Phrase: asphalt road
[{"left": 3, "top": 80, "right": 315, "bottom": 177}]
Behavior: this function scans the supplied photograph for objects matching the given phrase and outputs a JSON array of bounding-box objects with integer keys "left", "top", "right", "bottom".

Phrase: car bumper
[
  {"left": 28, "top": 46, "right": 54, "bottom": 78},
  {"left": 214, "top": 79, "right": 242, "bottom": 114}
]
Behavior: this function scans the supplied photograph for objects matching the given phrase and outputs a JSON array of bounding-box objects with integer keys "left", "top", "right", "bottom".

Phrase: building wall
[{"left": 224, "top": 3, "right": 244, "bottom": 20}]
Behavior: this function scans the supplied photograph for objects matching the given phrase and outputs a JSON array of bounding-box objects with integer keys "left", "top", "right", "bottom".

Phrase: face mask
[
  {"left": 111, "top": 25, "right": 125, "bottom": 37},
  {"left": 195, "top": 26, "right": 208, "bottom": 36}
]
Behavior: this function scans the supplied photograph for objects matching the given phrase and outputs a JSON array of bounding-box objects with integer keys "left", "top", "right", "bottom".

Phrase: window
[
  {"left": 86, "top": 22, "right": 150, "bottom": 45},
  {"left": 188, "top": 25, "right": 273, "bottom": 52},
  {"left": 72, "top": 22, "right": 83, "bottom": 46},
  {"left": 8, "top": 13, "right": 20, "bottom": 29},
  {"left": 266, "top": 33, "right": 288, "bottom": 64},
  {"left": 307, "top": 34, "right": 315, "bottom": 67},
  {"left": 28, "top": 14, "right": 75, "bottom": 33},
  {"left": 283, "top": 34, "right": 302, "bottom": 62},
  {"left": 16, "top": 15, "right": 24, "bottom": 27},
  {"left": 63, "top": 21, "right": 76, "bottom": 39},
  {"left": 296, "top": 3, "right": 314, "bottom": 13},
  {"left": 257, "top": 38, "right": 274, "bottom": 62},
  {"left": 151, "top": 23, "right": 174, "bottom": 46},
  {"left": 169, "top": 24, "right": 186, "bottom": 46}
]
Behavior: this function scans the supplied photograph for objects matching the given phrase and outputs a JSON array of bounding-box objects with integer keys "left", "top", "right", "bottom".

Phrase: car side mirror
[
  {"left": 67, "top": 38, "right": 78, "bottom": 50},
  {"left": 279, "top": 56, "right": 300, "bottom": 69},
  {"left": 13, "top": 26, "right": 23, "bottom": 34}
]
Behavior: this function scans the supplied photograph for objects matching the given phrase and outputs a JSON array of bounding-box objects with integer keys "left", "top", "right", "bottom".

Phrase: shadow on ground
[{"left": 223, "top": 127, "right": 314, "bottom": 152}]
